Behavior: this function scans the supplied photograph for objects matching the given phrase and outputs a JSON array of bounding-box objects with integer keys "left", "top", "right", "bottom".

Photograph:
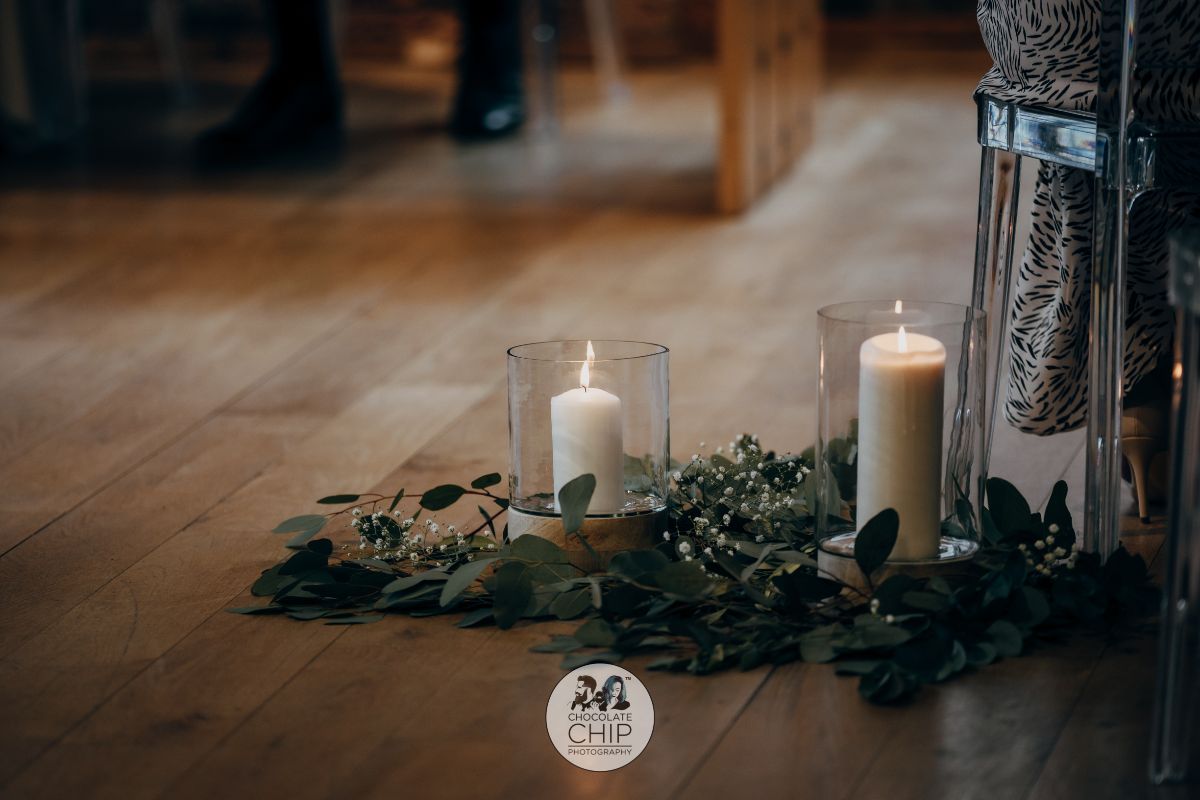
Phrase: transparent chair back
[{"left": 969, "top": 0, "right": 1200, "bottom": 556}]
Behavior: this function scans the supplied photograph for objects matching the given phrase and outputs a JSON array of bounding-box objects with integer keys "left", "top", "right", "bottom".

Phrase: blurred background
[{"left": 2, "top": 1, "right": 1076, "bottom": 518}]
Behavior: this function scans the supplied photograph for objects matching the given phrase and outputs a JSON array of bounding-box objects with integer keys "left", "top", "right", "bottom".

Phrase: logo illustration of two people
[{"left": 570, "top": 674, "right": 631, "bottom": 712}]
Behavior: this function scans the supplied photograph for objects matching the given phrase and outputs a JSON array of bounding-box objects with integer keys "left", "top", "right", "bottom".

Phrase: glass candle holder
[
  {"left": 507, "top": 341, "right": 669, "bottom": 567},
  {"left": 814, "top": 301, "right": 987, "bottom": 572}
]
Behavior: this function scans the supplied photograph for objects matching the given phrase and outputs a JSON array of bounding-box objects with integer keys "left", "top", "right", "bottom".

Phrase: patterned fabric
[{"left": 975, "top": 0, "right": 1200, "bottom": 435}]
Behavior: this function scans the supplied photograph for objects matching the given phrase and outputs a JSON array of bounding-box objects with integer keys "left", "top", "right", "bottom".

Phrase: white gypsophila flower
[
  {"left": 691, "top": 454, "right": 700, "bottom": 462},
  {"left": 487, "top": 542, "right": 496, "bottom": 550},
  {"left": 1054, "top": 547, "right": 1066, "bottom": 557},
  {"left": 678, "top": 541, "right": 693, "bottom": 555},
  {"left": 1046, "top": 535, "right": 1055, "bottom": 546},
  {"left": 723, "top": 487, "right": 734, "bottom": 497},
  {"left": 672, "top": 471, "right": 682, "bottom": 482},
  {"left": 869, "top": 598, "right": 880, "bottom": 613},
  {"left": 722, "top": 514, "right": 731, "bottom": 525},
  {"left": 1048, "top": 523, "right": 1060, "bottom": 534},
  {"left": 685, "top": 555, "right": 693, "bottom": 562},
  {"left": 703, "top": 546, "right": 713, "bottom": 556},
  {"left": 352, "top": 507, "right": 362, "bottom": 517},
  {"left": 1044, "top": 553, "right": 1054, "bottom": 563},
  {"left": 1018, "top": 543, "right": 1027, "bottom": 551},
  {"left": 884, "top": 614, "right": 895, "bottom": 624},
  {"left": 1034, "top": 540, "right": 1046, "bottom": 550},
  {"left": 663, "top": 531, "right": 671, "bottom": 540},
  {"left": 755, "top": 534, "right": 764, "bottom": 543}
]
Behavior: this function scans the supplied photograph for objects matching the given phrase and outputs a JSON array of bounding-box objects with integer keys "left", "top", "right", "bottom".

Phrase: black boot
[
  {"left": 450, "top": 0, "right": 526, "bottom": 140},
  {"left": 195, "top": 0, "right": 343, "bottom": 168}
]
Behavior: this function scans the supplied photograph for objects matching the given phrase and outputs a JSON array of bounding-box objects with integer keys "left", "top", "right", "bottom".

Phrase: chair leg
[
  {"left": 970, "top": 147, "right": 1021, "bottom": 472},
  {"left": 523, "top": 0, "right": 560, "bottom": 136},
  {"left": 1150, "top": 306, "right": 1200, "bottom": 783},
  {"left": 1086, "top": 182, "right": 1131, "bottom": 556},
  {"left": 150, "top": 0, "right": 193, "bottom": 107},
  {"left": 583, "top": 0, "right": 628, "bottom": 103}
]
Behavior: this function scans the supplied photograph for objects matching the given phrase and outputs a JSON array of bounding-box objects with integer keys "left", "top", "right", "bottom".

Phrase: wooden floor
[{"left": 0, "top": 42, "right": 1179, "bottom": 799}]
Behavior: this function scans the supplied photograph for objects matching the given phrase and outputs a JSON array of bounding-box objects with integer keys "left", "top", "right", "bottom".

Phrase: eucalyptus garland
[{"left": 235, "top": 437, "right": 1157, "bottom": 704}]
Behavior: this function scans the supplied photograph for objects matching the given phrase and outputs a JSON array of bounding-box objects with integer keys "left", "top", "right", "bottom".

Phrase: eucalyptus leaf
[
  {"left": 438, "top": 557, "right": 497, "bottom": 607},
  {"left": 987, "top": 478, "right": 1033, "bottom": 537},
  {"left": 471, "top": 473, "right": 503, "bottom": 490},
  {"left": 457, "top": 608, "right": 495, "bottom": 628},
  {"left": 316, "top": 494, "right": 361, "bottom": 505},
  {"left": 574, "top": 617, "right": 619, "bottom": 647},
  {"left": 228, "top": 605, "right": 287, "bottom": 615},
  {"left": 986, "top": 619, "right": 1024, "bottom": 657},
  {"left": 549, "top": 588, "right": 593, "bottom": 620},
  {"left": 272, "top": 515, "right": 326, "bottom": 535},
  {"left": 507, "top": 534, "right": 569, "bottom": 564},
  {"left": 558, "top": 474, "right": 596, "bottom": 534},
  {"left": 492, "top": 562, "right": 533, "bottom": 629},
  {"left": 325, "top": 615, "right": 384, "bottom": 625},
  {"left": 420, "top": 484, "right": 466, "bottom": 510},
  {"left": 854, "top": 508, "right": 899, "bottom": 579},
  {"left": 654, "top": 560, "right": 712, "bottom": 600}
]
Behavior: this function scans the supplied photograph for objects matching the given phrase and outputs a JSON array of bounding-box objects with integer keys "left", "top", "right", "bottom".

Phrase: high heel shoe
[
  {"left": 1121, "top": 360, "right": 1173, "bottom": 523},
  {"left": 1122, "top": 407, "right": 1169, "bottom": 523}
]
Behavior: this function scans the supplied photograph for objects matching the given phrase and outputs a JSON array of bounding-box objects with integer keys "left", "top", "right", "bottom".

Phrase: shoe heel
[{"left": 1123, "top": 436, "right": 1158, "bottom": 523}]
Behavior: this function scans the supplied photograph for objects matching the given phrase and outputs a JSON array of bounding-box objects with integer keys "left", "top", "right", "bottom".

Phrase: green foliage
[
  {"left": 419, "top": 484, "right": 466, "bottom": 510},
  {"left": 239, "top": 439, "right": 1157, "bottom": 705},
  {"left": 854, "top": 509, "right": 898, "bottom": 581},
  {"left": 557, "top": 474, "right": 596, "bottom": 535}
]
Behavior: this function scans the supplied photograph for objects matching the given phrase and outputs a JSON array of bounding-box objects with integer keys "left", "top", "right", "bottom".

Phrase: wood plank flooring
[{"left": 0, "top": 46, "right": 1176, "bottom": 799}]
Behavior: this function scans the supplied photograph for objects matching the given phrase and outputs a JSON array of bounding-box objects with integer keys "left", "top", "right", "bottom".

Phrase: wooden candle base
[{"left": 508, "top": 508, "right": 666, "bottom": 573}]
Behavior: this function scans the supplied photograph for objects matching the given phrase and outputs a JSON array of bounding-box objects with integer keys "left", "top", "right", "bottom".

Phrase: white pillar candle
[
  {"left": 857, "top": 326, "right": 946, "bottom": 560},
  {"left": 551, "top": 346, "right": 626, "bottom": 514}
]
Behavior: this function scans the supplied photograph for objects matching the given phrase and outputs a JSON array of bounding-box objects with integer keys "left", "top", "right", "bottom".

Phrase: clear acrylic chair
[
  {"left": 970, "top": 0, "right": 1200, "bottom": 556},
  {"left": 1150, "top": 227, "right": 1200, "bottom": 784}
]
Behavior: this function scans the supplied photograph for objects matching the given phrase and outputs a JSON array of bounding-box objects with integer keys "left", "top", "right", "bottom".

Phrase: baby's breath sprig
[{"left": 669, "top": 434, "right": 814, "bottom": 568}]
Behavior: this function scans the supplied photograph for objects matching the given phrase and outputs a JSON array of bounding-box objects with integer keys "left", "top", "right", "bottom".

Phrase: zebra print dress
[{"left": 976, "top": 0, "right": 1200, "bottom": 435}]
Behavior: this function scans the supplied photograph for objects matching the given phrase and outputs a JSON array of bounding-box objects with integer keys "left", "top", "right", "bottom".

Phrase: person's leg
[
  {"left": 195, "top": 0, "right": 342, "bottom": 167},
  {"left": 450, "top": 0, "right": 525, "bottom": 139}
]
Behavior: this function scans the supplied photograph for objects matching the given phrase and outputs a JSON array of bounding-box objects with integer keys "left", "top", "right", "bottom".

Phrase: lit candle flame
[
  {"left": 895, "top": 299, "right": 903, "bottom": 314},
  {"left": 897, "top": 325, "right": 908, "bottom": 353},
  {"left": 580, "top": 340, "right": 595, "bottom": 391}
]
